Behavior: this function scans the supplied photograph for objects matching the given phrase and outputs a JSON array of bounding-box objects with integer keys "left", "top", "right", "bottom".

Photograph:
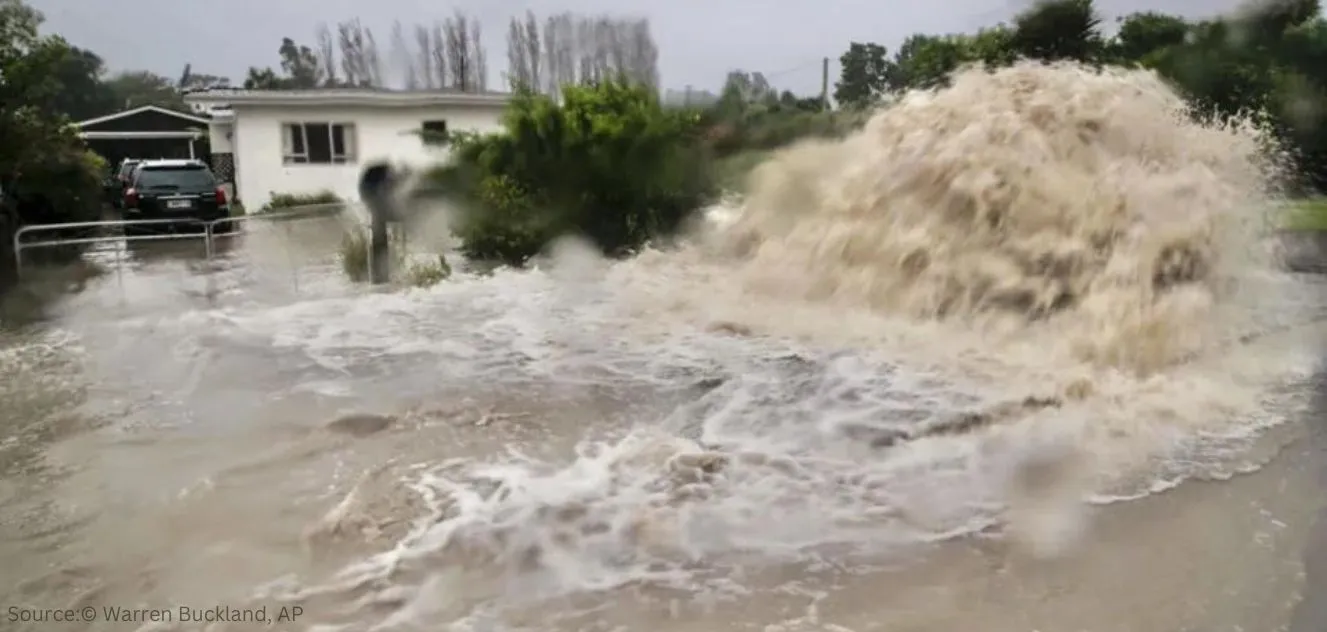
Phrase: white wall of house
[
  {"left": 208, "top": 121, "right": 234, "bottom": 153},
  {"left": 227, "top": 104, "right": 505, "bottom": 210}
]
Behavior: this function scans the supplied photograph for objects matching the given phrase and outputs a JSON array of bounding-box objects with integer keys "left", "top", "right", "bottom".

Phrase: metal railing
[
  {"left": 13, "top": 218, "right": 210, "bottom": 276},
  {"left": 11, "top": 204, "right": 369, "bottom": 281}
]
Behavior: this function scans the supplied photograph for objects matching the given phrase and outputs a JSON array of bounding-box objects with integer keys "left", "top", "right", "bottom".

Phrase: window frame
[
  {"left": 281, "top": 122, "right": 357, "bottom": 165},
  {"left": 420, "top": 119, "right": 449, "bottom": 147}
]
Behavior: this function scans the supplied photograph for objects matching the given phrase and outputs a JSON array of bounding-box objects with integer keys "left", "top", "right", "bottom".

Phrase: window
[
  {"left": 282, "top": 122, "right": 356, "bottom": 164},
  {"left": 420, "top": 120, "right": 448, "bottom": 146},
  {"left": 117, "top": 160, "right": 141, "bottom": 181},
  {"left": 135, "top": 165, "right": 216, "bottom": 189}
]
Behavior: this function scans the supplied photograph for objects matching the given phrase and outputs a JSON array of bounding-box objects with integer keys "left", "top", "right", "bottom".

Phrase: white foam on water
[{"left": 58, "top": 61, "right": 1326, "bottom": 630}]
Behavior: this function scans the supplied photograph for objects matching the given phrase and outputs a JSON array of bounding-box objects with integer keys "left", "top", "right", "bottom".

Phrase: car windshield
[{"left": 135, "top": 166, "right": 215, "bottom": 190}]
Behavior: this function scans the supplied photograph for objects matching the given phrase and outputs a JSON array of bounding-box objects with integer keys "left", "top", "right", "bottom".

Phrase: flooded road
[
  {"left": 0, "top": 215, "right": 1321, "bottom": 632},
  {"left": 5, "top": 62, "right": 1327, "bottom": 631}
]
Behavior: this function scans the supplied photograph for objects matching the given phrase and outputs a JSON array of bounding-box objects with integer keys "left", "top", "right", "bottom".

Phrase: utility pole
[{"left": 820, "top": 57, "right": 830, "bottom": 111}]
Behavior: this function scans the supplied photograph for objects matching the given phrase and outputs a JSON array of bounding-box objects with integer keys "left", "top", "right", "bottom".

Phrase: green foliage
[
  {"left": 243, "top": 38, "right": 323, "bottom": 89},
  {"left": 835, "top": 43, "right": 892, "bottom": 107},
  {"left": 698, "top": 68, "right": 857, "bottom": 167},
  {"left": 338, "top": 227, "right": 450, "bottom": 287},
  {"left": 830, "top": 0, "right": 1327, "bottom": 192},
  {"left": 0, "top": 0, "right": 106, "bottom": 279},
  {"left": 891, "top": 34, "right": 976, "bottom": 91},
  {"left": 402, "top": 255, "right": 451, "bottom": 288},
  {"left": 259, "top": 190, "right": 343, "bottom": 212},
  {"left": 102, "top": 70, "right": 188, "bottom": 111},
  {"left": 1110, "top": 12, "right": 1189, "bottom": 62},
  {"left": 438, "top": 81, "right": 718, "bottom": 266},
  {"left": 1281, "top": 197, "right": 1327, "bottom": 230},
  {"left": 338, "top": 230, "right": 371, "bottom": 282},
  {"left": 1010, "top": 0, "right": 1105, "bottom": 63}
]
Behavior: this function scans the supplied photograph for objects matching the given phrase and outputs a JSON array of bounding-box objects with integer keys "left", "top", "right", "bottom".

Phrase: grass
[{"left": 1281, "top": 198, "right": 1327, "bottom": 231}]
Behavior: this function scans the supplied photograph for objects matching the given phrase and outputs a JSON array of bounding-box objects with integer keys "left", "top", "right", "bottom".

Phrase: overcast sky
[{"left": 31, "top": 0, "right": 1243, "bottom": 95}]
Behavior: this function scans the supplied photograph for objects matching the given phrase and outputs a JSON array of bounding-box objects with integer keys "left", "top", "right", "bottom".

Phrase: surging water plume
[{"left": 720, "top": 61, "right": 1284, "bottom": 375}]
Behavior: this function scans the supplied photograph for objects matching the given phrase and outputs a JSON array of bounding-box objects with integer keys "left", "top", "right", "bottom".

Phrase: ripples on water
[{"left": 1, "top": 61, "right": 1326, "bottom": 631}]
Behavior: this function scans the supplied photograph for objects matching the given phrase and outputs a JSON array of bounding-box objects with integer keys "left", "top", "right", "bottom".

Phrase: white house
[{"left": 182, "top": 89, "right": 510, "bottom": 210}]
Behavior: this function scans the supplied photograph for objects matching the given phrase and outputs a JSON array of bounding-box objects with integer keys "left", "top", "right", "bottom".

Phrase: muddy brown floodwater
[
  {"left": 0, "top": 213, "right": 1320, "bottom": 632},
  {"left": 5, "top": 61, "right": 1327, "bottom": 632}
]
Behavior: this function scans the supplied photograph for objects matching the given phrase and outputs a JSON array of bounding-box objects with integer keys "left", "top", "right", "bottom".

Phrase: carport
[{"left": 75, "top": 105, "right": 212, "bottom": 171}]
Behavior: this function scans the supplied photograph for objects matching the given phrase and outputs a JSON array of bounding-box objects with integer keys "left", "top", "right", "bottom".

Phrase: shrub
[
  {"left": 402, "top": 255, "right": 451, "bottom": 287},
  {"left": 260, "top": 190, "right": 343, "bottom": 213},
  {"left": 338, "top": 227, "right": 450, "bottom": 287},
  {"left": 432, "top": 81, "right": 720, "bottom": 266},
  {"left": 1, "top": 135, "right": 107, "bottom": 280},
  {"left": 338, "top": 230, "right": 384, "bottom": 283}
]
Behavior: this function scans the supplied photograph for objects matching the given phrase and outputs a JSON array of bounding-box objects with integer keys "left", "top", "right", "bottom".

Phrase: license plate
[{"left": 166, "top": 199, "right": 192, "bottom": 209}]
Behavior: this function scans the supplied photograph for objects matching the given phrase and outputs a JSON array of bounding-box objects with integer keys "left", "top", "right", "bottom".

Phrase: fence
[{"left": 11, "top": 203, "right": 371, "bottom": 283}]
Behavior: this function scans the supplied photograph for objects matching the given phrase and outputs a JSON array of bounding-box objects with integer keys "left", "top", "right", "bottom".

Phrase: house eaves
[
  {"left": 183, "top": 89, "right": 511, "bottom": 109},
  {"left": 76, "top": 104, "right": 211, "bottom": 128}
]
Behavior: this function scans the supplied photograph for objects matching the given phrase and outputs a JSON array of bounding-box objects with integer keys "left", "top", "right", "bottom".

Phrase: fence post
[{"left": 358, "top": 162, "right": 399, "bottom": 285}]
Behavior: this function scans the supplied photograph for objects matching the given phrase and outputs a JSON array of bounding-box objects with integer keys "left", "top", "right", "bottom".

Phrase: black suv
[{"left": 122, "top": 159, "right": 231, "bottom": 233}]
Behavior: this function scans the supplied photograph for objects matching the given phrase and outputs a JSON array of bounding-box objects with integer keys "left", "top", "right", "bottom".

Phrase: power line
[{"left": 763, "top": 59, "right": 827, "bottom": 79}]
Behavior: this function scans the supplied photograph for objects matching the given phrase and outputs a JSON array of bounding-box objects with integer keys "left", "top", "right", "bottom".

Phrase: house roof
[
  {"left": 75, "top": 104, "right": 211, "bottom": 128},
  {"left": 182, "top": 88, "right": 511, "bottom": 108}
]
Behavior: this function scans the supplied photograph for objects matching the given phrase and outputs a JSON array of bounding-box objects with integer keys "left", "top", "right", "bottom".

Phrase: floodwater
[{"left": 2, "top": 62, "right": 1327, "bottom": 632}]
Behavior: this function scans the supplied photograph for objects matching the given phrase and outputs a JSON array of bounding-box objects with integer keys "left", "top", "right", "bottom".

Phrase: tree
[
  {"left": 470, "top": 20, "right": 488, "bottom": 91},
  {"left": 823, "top": 0, "right": 1327, "bottom": 191},
  {"left": 524, "top": 11, "right": 542, "bottom": 93},
  {"left": 103, "top": 70, "right": 185, "bottom": 109},
  {"left": 428, "top": 23, "right": 447, "bottom": 89},
  {"left": 891, "top": 35, "right": 966, "bottom": 91},
  {"left": 242, "top": 67, "right": 283, "bottom": 89},
  {"left": 444, "top": 11, "right": 477, "bottom": 91},
  {"left": 0, "top": 0, "right": 105, "bottom": 275},
  {"left": 544, "top": 13, "right": 575, "bottom": 96},
  {"left": 509, "top": 12, "right": 658, "bottom": 97},
  {"left": 278, "top": 37, "right": 322, "bottom": 88},
  {"left": 1010, "top": 0, "right": 1106, "bottom": 63},
  {"left": 439, "top": 81, "right": 715, "bottom": 264},
  {"left": 242, "top": 36, "right": 323, "bottom": 89},
  {"left": 337, "top": 19, "right": 382, "bottom": 87},
  {"left": 1110, "top": 12, "right": 1189, "bottom": 63},
  {"left": 834, "top": 42, "right": 891, "bottom": 108},
  {"left": 390, "top": 21, "right": 418, "bottom": 89},
  {"left": 315, "top": 24, "right": 338, "bottom": 86},
  {"left": 506, "top": 15, "right": 531, "bottom": 90},
  {"left": 178, "top": 64, "right": 230, "bottom": 90},
  {"left": 48, "top": 45, "right": 116, "bottom": 120},
  {"left": 714, "top": 70, "right": 776, "bottom": 118},
  {"left": 412, "top": 24, "right": 438, "bottom": 89}
]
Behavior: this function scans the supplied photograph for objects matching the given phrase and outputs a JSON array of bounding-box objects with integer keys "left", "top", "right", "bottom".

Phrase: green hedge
[{"left": 426, "top": 82, "right": 720, "bottom": 266}]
